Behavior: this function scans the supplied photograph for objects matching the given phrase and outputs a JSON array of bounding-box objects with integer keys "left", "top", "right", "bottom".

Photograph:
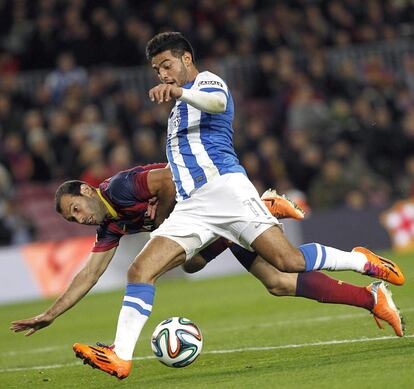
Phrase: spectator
[
  {"left": 44, "top": 52, "right": 87, "bottom": 104},
  {"left": 308, "top": 159, "right": 352, "bottom": 210},
  {"left": 0, "top": 0, "right": 414, "bottom": 247}
]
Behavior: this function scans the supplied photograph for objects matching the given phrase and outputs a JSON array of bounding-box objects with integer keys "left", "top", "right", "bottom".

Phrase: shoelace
[
  {"left": 96, "top": 342, "right": 114, "bottom": 350},
  {"left": 364, "top": 262, "right": 390, "bottom": 279}
]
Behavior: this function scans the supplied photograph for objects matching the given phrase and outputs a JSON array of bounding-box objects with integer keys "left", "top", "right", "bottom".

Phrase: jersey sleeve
[
  {"left": 194, "top": 72, "right": 229, "bottom": 98},
  {"left": 92, "top": 223, "right": 123, "bottom": 252},
  {"left": 130, "top": 163, "right": 167, "bottom": 201},
  {"left": 105, "top": 163, "right": 168, "bottom": 204}
]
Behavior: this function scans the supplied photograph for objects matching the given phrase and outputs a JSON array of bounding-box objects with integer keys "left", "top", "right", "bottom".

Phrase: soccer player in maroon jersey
[{"left": 11, "top": 163, "right": 404, "bottom": 378}]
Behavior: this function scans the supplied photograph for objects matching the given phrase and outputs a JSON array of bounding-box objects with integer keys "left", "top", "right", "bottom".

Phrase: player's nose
[
  {"left": 76, "top": 215, "right": 85, "bottom": 224},
  {"left": 159, "top": 70, "right": 169, "bottom": 81}
]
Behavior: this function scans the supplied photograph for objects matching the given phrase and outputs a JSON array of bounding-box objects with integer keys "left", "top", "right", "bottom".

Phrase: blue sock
[
  {"left": 114, "top": 283, "right": 155, "bottom": 360},
  {"left": 299, "top": 243, "right": 327, "bottom": 271},
  {"left": 122, "top": 283, "right": 155, "bottom": 315}
]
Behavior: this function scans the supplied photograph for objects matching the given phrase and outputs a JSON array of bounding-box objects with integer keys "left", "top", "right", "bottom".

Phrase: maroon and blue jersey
[{"left": 92, "top": 163, "right": 167, "bottom": 252}]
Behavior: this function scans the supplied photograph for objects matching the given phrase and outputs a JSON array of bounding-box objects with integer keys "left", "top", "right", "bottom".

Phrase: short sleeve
[
  {"left": 92, "top": 224, "right": 123, "bottom": 252},
  {"left": 131, "top": 163, "right": 168, "bottom": 201},
  {"left": 104, "top": 163, "right": 168, "bottom": 204}
]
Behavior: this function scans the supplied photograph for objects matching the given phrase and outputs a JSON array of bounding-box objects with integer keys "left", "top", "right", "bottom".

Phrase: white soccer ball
[{"left": 151, "top": 317, "right": 203, "bottom": 368}]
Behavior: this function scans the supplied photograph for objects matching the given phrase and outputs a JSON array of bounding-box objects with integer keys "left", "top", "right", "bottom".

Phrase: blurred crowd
[{"left": 1, "top": 0, "right": 414, "bottom": 245}]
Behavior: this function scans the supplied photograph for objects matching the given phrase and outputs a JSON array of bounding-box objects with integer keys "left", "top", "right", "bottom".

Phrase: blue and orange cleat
[
  {"left": 366, "top": 281, "right": 404, "bottom": 337},
  {"left": 261, "top": 189, "right": 305, "bottom": 220},
  {"left": 353, "top": 247, "right": 405, "bottom": 286},
  {"left": 73, "top": 342, "right": 131, "bottom": 379}
]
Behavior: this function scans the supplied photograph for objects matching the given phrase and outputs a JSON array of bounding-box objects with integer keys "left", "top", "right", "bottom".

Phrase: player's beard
[
  {"left": 177, "top": 59, "right": 189, "bottom": 86},
  {"left": 87, "top": 197, "right": 106, "bottom": 224}
]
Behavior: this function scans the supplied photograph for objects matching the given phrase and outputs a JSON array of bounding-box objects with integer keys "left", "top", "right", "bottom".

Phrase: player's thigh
[
  {"left": 128, "top": 236, "right": 186, "bottom": 283},
  {"left": 249, "top": 255, "right": 298, "bottom": 296},
  {"left": 250, "top": 226, "right": 305, "bottom": 272}
]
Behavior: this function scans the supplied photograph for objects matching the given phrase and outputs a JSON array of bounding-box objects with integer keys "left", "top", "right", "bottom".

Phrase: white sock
[
  {"left": 323, "top": 246, "right": 366, "bottom": 272},
  {"left": 113, "top": 283, "right": 155, "bottom": 361}
]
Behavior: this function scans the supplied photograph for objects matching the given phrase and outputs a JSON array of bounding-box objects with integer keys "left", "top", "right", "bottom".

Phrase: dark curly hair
[{"left": 146, "top": 31, "right": 195, "bottom": 62}]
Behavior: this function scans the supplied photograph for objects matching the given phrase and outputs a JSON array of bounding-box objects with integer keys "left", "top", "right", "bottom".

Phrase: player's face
[
  {"left": 151, "top": 50, "right": 190, "bottom": 87},
  {"left": 60, "top": 192, "right": 107, "bottom": 225}
]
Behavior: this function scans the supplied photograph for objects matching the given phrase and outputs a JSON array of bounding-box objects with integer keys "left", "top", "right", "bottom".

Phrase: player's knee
[
  {"left": 259, "top": 274, "right": 292, "bottom": 297},
  {"left": 272, "top": 248, "right": 304, "bottom": 273},
  {"left": 266, "top": 283, "right": 292, "bottom": 297},
  {"left": 127, "top": 261, "right": 154, "bottom": 283}
]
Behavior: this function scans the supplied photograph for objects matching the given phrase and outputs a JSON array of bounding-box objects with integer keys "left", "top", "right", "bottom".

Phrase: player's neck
[{"left": 186, "top": 66, "right": 198, "bottom": 84}]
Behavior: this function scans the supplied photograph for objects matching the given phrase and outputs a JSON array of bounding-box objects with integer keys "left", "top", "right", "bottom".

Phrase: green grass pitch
[{"left": 1, "top": 250, "right": 413, "bottom": 388}]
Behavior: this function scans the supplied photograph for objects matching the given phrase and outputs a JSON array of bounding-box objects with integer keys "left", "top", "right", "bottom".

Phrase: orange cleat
[
  {"left": 353, "top": 247, "right": 405, "bottom": 286},
  {"left": 73, "top": 342, "right": 131, "bottom": 379},
  {"left": 366, "top": 281, "right": 404, "bottom": 337},
  {"left": 261, "top": 189, "right": 305, "bottom": 220}
]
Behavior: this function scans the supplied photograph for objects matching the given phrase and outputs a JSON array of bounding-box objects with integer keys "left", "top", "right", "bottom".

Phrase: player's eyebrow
[
  {"left": 66, "top": 202, "right": 76, "bottom": 221},
  {"left": 152, "top": 59, "right": 170, "bottom": 71}
]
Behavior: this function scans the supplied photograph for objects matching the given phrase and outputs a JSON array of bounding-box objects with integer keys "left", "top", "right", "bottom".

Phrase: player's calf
[{"left": 182, "top": 254, "right": 208, "bottom": 273}]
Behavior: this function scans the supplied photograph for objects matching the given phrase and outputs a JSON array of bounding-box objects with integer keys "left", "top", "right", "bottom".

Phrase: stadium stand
[{"left": 1, "top": 0, "right": 414, "bottom": 244}]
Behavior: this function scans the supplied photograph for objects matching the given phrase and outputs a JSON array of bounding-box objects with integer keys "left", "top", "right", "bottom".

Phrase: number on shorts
[{"left": 243, "top": 198, "right": 269, "bottom": 217}]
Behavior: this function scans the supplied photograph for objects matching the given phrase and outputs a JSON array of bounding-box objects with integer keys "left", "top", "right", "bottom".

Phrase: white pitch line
[
  {"left": 3, "top": 306, "right": 413, "bottom": 357},
  {"left": 0, "top": 335, "right": 412, "bottom": 373},
  {"left": 215, "top": 306, "right": 414, "bottom": 333},
  {"left": 205, "top": 334, "right": 414, "bottom": 354},
  {"left": 1, "top": 345, "right": 69, "bottom": 357}
]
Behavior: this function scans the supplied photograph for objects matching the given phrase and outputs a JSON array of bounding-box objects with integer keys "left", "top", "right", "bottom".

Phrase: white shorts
[{"left": 151, "top": 173, "right": 280, "bottom": 259}]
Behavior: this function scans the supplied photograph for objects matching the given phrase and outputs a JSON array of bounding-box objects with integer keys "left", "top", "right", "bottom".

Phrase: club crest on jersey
[{"left": 168, "top": 108, "right": 181, "bottom": 133}]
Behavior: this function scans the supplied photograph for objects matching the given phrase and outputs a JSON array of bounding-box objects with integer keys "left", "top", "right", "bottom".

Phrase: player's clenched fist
[{"left": 149, "top": 84, "right": 182, "bottom": 104}]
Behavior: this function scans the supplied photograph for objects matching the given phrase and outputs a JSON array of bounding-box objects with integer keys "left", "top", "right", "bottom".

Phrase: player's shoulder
[
  {"left": 100, "top": 170, "right": 126, "bottom": 192},
  {"left": 99, "top": 168, "right": 137, "bottom": 202},
  {"left": 103, "top": 165, "right": 149, "bottom": 188},
  {"left": 195, "top": 71, "right": 228, "bottom": 92}
]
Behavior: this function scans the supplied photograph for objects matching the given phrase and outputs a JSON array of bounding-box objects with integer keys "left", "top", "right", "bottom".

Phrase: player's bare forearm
[
  {"left": 10, "top": 248, "right": 116, "bottom": 336},
  {"left": 45, "top": 248, "right": 116, "bottom": 318},
  {"left": 147, "top": 167, "right": 177, "bottom": 227},
  {"left": 154, "top": 191, "right": 176, "bottom": 228}
]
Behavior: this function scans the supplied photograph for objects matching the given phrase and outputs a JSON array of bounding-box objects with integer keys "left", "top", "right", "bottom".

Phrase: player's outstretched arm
[
  {"left": 149, "top": 84, "right": 226, "bottom": 114},
  {"left": 10, "top": 248, "right": 116, "bottom": 336}
]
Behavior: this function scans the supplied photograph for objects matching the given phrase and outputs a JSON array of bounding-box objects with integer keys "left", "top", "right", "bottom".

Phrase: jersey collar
[
  {"left": 96, "top": 189, "right": 118, "bottom": 219},
  {"left": 182, "top": 79, "right": 195, "bottom": 89}
]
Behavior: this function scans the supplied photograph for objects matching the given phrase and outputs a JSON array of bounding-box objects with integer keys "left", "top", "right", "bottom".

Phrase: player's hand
[
  {"left": 10, "top": 313, "right": 54, "bottom": 336},
  {"left": 146, "top": 197, "right": 159, "bottom": 220},
  {"left": 149, "top": 84, "right": 182, "bottom": 104}
]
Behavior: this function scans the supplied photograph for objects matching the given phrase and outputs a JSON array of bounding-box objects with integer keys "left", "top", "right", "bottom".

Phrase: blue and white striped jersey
[{"left": 166, "top": 71, "right": 246, "bottom": 201}]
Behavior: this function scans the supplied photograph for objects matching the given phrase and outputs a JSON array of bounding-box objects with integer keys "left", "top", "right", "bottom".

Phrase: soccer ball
[{"left": 151, "top": 317, "right": 203, "bottom": 368}]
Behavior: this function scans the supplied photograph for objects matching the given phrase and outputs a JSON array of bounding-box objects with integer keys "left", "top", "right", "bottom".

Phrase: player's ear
[
  {"left": 80, "top": 184, "right": 94, "bottom": 198},
  {"left": 182, "top": 52, "right": 192, "bottom": 67}
]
